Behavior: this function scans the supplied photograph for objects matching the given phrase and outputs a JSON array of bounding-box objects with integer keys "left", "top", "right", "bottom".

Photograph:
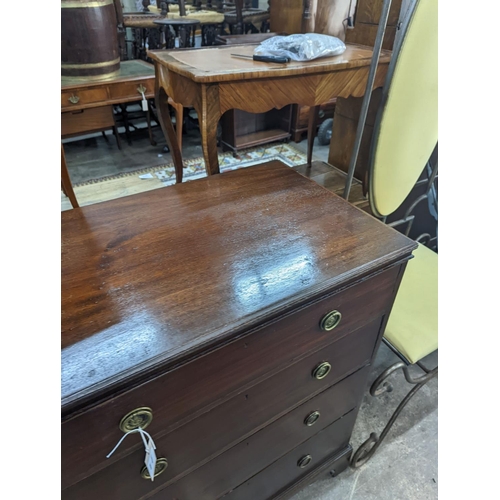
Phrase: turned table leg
[
  {"left": 155, "top": 84, "right": 184, "bottom": 183},
  {"left": 307, "top": 105, "right": 320, "bottom": 167}
]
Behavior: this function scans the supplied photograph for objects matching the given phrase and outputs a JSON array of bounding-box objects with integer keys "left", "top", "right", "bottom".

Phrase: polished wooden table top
[
  {"left": 61, "top": 162, "right": 415, "bottom": 409},
  {"left": 61, "top": 59, "right": 155, "bottom": 90},
  {"left": 148, "top": 43, "right": 392, "bottom": 83}
]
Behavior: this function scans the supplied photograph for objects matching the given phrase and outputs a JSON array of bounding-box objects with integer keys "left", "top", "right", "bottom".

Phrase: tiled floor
[{"left": 64, "top": 123, "right": 438, "bottom": 500}]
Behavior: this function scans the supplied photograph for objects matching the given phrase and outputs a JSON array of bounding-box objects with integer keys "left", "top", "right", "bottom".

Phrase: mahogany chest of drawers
[{"left": 61, "top": 161, "right": 416, "bottom": 499}]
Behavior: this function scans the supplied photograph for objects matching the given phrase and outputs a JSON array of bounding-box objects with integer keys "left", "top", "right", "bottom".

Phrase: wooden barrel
[{"left": 61, "top": 0, "right": 120, "bottom": 80}]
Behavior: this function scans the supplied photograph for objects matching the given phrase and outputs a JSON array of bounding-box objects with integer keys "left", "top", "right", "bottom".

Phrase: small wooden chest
[{"left": 61, "top": 161, "right": 416, "bottom": 499}]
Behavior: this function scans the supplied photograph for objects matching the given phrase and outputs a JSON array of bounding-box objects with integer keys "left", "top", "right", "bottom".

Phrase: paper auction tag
[
  {"left": 144, "top": 436, "right": 157, "bottom": 481},
  {"left": 107, "top": 427, "right": 159, "bottom": 482}
]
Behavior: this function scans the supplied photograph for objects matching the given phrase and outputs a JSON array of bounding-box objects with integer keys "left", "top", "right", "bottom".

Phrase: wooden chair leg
[
  {"left": 307, "top": 105, "right": 320, "bottom": 167},
  {"left": 113, "top": 126, "right": 122, "bottom": 150},
  {"left": 112, "top": 108, "right": 122, "bottom": 150},
  {"left": 146, "top": 102, "right": 157, "bottom": 146},
  {"left": 61, "top": 144, "right": 79, "bottom": 208}
]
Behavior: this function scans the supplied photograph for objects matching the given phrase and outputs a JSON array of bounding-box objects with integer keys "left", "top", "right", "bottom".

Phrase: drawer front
[
  {"left": 61, "top": 265, "right": 401, "bottom": 489},
  {"left": 61, "top": 88, "right": 109, "bottom": 109},
  {"left": 62, "top": 345, "right": 373, "bottom": 499},
  {"left": 61, "top": 106, "right": 115, "bottom": 137},
  {"left": 148, "top": 394, "right": 359, "bottom": 499},
  {"left": 223, "top": 433, "right": 353, "bottom": 500},
  {"left": 109, "top": 79, "right": 155, "bottom": 101}
]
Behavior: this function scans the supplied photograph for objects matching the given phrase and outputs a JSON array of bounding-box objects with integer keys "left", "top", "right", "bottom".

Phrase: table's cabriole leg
[
  {"left": 155, "top": 77, "right": 184, "bottom": 183},
  {"left": 197, "top": 84, "right": 222, "bottom": 176},
  {"left": 307, "top": 105, "right": 320, "bottom": 167}
]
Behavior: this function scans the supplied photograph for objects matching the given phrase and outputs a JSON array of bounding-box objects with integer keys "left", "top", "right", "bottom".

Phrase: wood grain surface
[{"left": 61, "top": 162, "right": 415, "bottom": 410}]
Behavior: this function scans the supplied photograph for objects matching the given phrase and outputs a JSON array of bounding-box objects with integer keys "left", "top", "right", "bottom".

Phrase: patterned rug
[{"left": 62, "top": 143, "right": 308, "bottom": 211}]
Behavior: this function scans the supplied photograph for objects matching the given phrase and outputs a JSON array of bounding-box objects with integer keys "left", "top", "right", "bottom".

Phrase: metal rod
[
  {"left": 350, "top": 368, "right": 438, "bottom": 468},
  {"left": 343, "top": 0, "right": 393, "bottom": 200},
  {"left": 426, "top": 158, "right": 439, "bottom": 194}
]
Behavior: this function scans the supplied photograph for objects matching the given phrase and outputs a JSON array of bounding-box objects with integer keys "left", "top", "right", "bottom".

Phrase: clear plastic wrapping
[{"left": 254, "top": 34, "right": 347, "bottom": 62}]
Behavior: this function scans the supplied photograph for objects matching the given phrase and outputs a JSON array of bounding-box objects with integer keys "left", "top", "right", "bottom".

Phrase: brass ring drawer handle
[
  {"left": 304, "top": 410, "right": 320, "bottom": 426},
  {"left": 312, "top": 362, "right": 331, "bottom": 380},
  {"left": 297, "top": 455, "right": 313, "bottom": 468},
  {"left": 320, "top": 310, "right": 342, "bottom": 331},
  {"left": 141, "top": 458, "right": 168, "bottom": 479},
  {"left": 68, "top": 94, "right": 80, "bottom": 104},
  {"left": 119, "top": 407, "right": 153, "bottom": 432}
]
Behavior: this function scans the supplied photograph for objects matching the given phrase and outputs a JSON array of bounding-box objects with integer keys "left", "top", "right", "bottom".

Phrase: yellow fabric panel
[
  {"left": 166, "top": 11, "right": 224, "bottom": 23},
  {"left": 148, "top": 6, "right": 224, "bottom": 23},
  {"left": 384, "top": 243, "right": 438, "bottom": 364},
  {"left": 372, "top": 0, "right": 438, "bottom": 216}
]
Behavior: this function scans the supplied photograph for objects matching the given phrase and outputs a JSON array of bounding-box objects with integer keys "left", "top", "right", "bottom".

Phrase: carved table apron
[{"left": 147, "top": 44, "right": 391, "bottom": 183}]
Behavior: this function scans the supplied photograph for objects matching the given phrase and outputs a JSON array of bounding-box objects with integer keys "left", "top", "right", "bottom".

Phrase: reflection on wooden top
[
  {"left": 61, "top": 161, "right": 414, "bottom": 406},
  {"left": 61, "top": 60, "right": 155, "bottom": 89},
  {"left": 148, "top": 44, "right": 391, "bottom": 83}
]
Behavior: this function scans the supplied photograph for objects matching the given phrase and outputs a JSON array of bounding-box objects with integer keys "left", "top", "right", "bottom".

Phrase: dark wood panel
[
  {"left": 62, "top": 336, "right": 374, "bottom": 498},
  {"left": 354, "top": 0, "right": 403, "bottom": 26},
  {"left": 269, "top": 0, "right": 304, "bottom": 34},
  {"left": 274, "top": 446, "right": 352, "bottom": 500},
  {"left": 148, "top": 405, "right": 358, "bottom": 499},
  {"left": 345, "top": 23, "right": 397, "bottom": 51},
  {"left": 345, "top": 0, "right": 402, "bottom": 50},
  {"left": 216, "top": 412, "right": 358, "bottom": 500},
  {"left": 61, "top": 266, "right": 400, "bottom": 489},
  {"left": 61, "top": 162, "right": 415, "bottom": 409},
  {"left": 220, "top": 107, "right": 292, "bottom": 152},
  {"left": 61, "top": 106, "right": 116, "bottom": 137},
  {"left": 328, "top": 89, "right": 383, "bottom": 182}
]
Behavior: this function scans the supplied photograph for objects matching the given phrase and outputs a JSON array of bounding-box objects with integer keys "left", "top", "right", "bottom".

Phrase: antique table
[
  {"left": 61, "top": 161, "right": 415, "bottom": 499},
  {"left": 148, "top": 43, "right": 391, "bottom": 183},
  {"left": 62, "top": 59, "right": 160, "bottom": 146}
]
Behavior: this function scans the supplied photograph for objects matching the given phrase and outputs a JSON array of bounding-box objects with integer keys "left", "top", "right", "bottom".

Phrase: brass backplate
[
  {"left": 312, "top": 362, "right": 332, "bottom": 380},
  {"left": 304, "top": 411, "right": 321, "bottom": 426},
  {"left": 141, "top": 457, "right": 168, "bottom": 479},
  {"left": 297, "top": 455, "right": 313, "bottom": 468},
  {"left": 119, "top": 407, "right": 153, "bottom": 432},
  {"left": 320, "top": 310, "right": 342, "bottom": 331}
]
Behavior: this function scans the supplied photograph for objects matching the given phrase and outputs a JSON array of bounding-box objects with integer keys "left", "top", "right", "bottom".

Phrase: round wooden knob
[
  {"left": 312, "top": 362, "right": 332, "bottom": 380},
  {"left": 320, "top": 310, "right": 342, "bottom": 331},
  {"left": 119, "top": 407, "right": 153, "bottom": 432}
]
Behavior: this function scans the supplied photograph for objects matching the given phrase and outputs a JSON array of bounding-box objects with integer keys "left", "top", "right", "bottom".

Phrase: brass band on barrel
[
  {"left": 119, "top": 407, "right": 153, "bottom": 432},
  {"left": 62, "top": 70, "right": 121, "bottom": 82},
  {"left": 320, "top": 310, "right": 342, "bottom": 331},
  {"left": 141, "top": 458, "right": 168, "bottom": 479},
  {"left": 61, "top": 57, "right": 120, "bottom": 69},
  {"left": 62, "top": 0, "right": 114, "bottom": 8}
]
